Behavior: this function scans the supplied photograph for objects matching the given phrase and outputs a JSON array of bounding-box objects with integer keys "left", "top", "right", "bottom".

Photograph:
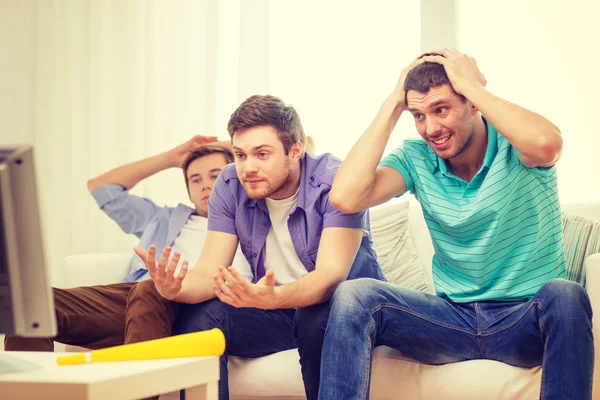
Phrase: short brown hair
[
  {"left": 227, "top": 95, "right": 305, "bottom": 154},
  {"left": 404, "top": 53, "right": 466, "bottom": 102},
  {"left": 182, "top": 145, "right": 234, "bottom": 193}
]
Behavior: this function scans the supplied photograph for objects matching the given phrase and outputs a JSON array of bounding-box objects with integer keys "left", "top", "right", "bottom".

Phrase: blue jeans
[
  {"left": 318, "top": 278, "right": 593, "bottom": 400},
  {"left": 175, "top": 299, "right": 330, "bottom": 400}
]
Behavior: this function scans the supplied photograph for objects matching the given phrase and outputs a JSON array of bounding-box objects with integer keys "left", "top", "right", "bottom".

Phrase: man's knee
[
  {"left": 127, "top": 279, "right": 160, "bottom": 302},
  {"left": 331, "top": 278, "right": 381, "bottom": 311},
  {"left": 537, "top": 278, "right": 592, "bottom": 320}
]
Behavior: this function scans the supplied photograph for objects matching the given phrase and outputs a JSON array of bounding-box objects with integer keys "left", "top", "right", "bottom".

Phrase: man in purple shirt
[{"left": 135, "top": 95, "right": 385, "bottom": 400}]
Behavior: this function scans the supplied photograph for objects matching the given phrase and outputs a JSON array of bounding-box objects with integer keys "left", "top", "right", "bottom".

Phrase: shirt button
[
  {"left": 252, "top": 252, "right": 258, "bottom": 258},
  {"left": 310, "top": 176, "right": 315, "bottom": 181}
]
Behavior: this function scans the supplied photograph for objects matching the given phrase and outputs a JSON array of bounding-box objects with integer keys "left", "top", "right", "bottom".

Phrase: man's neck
[
  {"left": 447, "top": 115, "right": 488, "bottom": 182},
  {"left": 268, "top": 162, "right": 302, "bottom": 200}
]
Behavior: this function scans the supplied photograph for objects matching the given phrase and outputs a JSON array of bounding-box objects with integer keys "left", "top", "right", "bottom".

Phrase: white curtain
[{"left": 1, "top": 0, "right": 269, "bottom": 286}]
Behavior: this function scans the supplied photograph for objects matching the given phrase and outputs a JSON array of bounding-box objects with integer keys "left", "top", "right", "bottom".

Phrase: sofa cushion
[
  {"left": 370, "top": 201, "right": 431, "bottom": 293},
  {"left": 228, "top": 347, "right": 541, "bottom": 400},
  {"left": 562, "top": 212, "right": 600, "bottom": 286}
]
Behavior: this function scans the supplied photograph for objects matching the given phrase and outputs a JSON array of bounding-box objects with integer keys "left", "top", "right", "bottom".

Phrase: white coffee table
[{"left": 0, "top": 351, "right": 218, "bottom": 400}]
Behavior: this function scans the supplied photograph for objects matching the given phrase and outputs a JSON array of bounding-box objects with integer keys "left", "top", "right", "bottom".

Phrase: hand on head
[
  {"left": 169, "top": 135, "right": 232, "bottom": 168},
  {"left": 419, "top": 49, "right": 487, "bottom": 95},
  {"left": 395, "top": 49, "right": 487, "bottom": 107}
]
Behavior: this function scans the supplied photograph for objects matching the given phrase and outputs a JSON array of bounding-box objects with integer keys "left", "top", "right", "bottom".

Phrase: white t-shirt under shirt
[
  {"left": 264, "top": 189, "right": 308, "bottom": 286},
  {"left": 170, "top": 214, "right": 253, "bottom": 282}
]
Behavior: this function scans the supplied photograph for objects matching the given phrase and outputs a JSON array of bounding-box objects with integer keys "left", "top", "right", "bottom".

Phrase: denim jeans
[
  {"left": 175, "top": 299, "right": 330, "bottom": 400},
  {"left": 318, "top": 278, "right": 593, "bottom": 400}
]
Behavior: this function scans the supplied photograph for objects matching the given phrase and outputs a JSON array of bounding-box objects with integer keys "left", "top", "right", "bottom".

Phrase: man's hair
[
  {"left": 182, "top": 145, "right": 234, "bottom": 193},
  {"left": 404, "top": 53, "right": 466, "bottom": 102},
  {"left": 227, "top": 95, "right": 306, "bottom": 154}
]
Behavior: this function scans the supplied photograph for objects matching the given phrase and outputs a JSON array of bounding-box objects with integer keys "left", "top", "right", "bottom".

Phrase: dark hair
[
  {"left": 182, "top": 145, "right": 234, "bottom": 193},
  {"left": 404, "top": 53, "right": 466, "bottom": 102},
  {"left": 227, "top": 95, "right": 305, "bottom": 154}
]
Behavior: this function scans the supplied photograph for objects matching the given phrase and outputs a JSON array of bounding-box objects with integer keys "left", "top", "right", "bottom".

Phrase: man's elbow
[
  {"left": 87, "top": 178, "right": 99, "bottom": 193},
  {"left": 538, "top": 132, "right": 563, "bottom": 165},
  {"left": 329, "top": 189, "right": 362, "bottom": 214}
]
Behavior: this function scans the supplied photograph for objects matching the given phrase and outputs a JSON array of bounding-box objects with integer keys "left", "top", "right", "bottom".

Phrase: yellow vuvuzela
[{"left": 56, "top": 328, "right": 225, "bottom": 365}]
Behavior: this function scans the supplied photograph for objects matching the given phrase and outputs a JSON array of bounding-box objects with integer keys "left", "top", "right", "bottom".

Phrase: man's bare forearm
[
  {"left": 274, "top": 268, "right": 346, "bottom": 309},
  {"left": 87, "top": 152, "right": 175, "bottom": 192},
  {"left": 173, "top": 271, "right": 217, "bottom": 304},
  {"left": 330, "top": 92, "right": 405, "bottom": 211},
  {"left": 465, "top": 86, "right": 563, "bottom": 166}
]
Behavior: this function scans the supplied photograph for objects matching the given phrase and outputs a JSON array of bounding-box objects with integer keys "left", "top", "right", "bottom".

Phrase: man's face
[
  {"left": 186, "top": 153, "right": 229, "bottom": 217},
  {"left": 407, "top": 84, "right": 477, "bottom": 160},
  {"left": 232, "top": 125, "right": 299, "bottom": 200}
]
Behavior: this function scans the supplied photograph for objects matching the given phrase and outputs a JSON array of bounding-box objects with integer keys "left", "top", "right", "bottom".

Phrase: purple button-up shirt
[{"left": 207, "top": 152, "right": 385, "bottom": 283}]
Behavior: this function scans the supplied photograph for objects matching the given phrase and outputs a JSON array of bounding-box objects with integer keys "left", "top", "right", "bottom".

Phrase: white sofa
[{"left": 57, "top": 201, "right": 600, "bottom": 399}]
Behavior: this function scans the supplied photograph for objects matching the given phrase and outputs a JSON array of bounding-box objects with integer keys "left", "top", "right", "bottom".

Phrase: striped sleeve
[{"left": 379, "top": 145, "right": 414, "bottom": 193}]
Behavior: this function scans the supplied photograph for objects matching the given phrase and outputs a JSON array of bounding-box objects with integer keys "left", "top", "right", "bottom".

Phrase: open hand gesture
[
  {"left": 133, "top": 245, "right": 189, "bottom": 300},
  {"left": 212, "top": 267, "right": 280, "bottom": 310}
]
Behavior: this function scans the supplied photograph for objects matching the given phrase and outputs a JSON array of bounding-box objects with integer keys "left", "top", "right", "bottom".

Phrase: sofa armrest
[
  {"left": 62, "top": 252, "right": 132, "bottom": 288},
  {"left": 584, "top": 253, "right": 600, "bottom": 400}
]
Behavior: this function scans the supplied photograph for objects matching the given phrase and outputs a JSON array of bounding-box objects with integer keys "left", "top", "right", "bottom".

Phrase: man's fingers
[
  {"left": 175, "top": 261, "right": 189, "bottom": 282},
  {"left": 212, "top": 285, "right": 237, "bottom": 307},
  {"left": 156, "top": 246, "right": 172, "bottom": 278},
  {"left": 430, "top": 48, "right": 457, "bottom": 58},
  {"left": 164, "top": 251, "right": 180, "bottom": 286},
  {"left": 421, "top": 55, "right": 447, "bottom": 65},
  {"left": 134, "top": 245, "right": 158, "bottom": 276},
  {"left": 264, "top": 269, "right": 276, "bottom": 287},
  {"left": 213, "top": 273, "right": 243, "bottom": 302},
  {"left": 223, "top": 267, "right": 249, "bottom": 292},
  {"left": 407, "top": 57, "right": 426, "bottom": 71}
]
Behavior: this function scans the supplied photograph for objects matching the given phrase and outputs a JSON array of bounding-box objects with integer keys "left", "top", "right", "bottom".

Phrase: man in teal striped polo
[{"left": 319, "top": 49, "right": 593, "bottom": 400}]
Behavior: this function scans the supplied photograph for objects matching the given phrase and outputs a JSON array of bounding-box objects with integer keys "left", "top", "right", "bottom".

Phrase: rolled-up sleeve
[
  {"left": 322, "top": 196, "right": 369, "bottom": 230},
  {"left": 378, "top": 146, "right": 414, "bottom": 194},
  {"left": 90, "top": 184, "right": 161, "bottom": 237}
]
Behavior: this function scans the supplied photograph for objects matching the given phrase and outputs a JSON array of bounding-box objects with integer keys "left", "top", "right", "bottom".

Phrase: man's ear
[
  {"left": 469, "top": 101, "right": 479, "bottom": 116},
  {"left": 289, "top": 142, "right": 304, "bottom": 162}
]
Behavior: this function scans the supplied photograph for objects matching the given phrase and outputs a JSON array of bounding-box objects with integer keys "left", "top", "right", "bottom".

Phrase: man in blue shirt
[
  {"left": 4, "top": 137, "right": 249, "bottom": 352},
  {"left": 320, "top": 50, "right": 593, "bottom": 399},
  {"left": 135, "top": 95, "right": 385, "bottom": 400}
]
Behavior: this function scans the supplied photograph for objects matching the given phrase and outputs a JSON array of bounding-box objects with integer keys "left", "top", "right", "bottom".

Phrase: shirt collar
[{"left": 481, "top": 117, "right": 498, "bottom": 169}]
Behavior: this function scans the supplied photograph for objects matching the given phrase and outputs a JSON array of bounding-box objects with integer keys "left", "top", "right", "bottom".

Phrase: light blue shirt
[
  {"left": 91, "top": 184, "right": 195, "bottom": 282},
  {"left": 380, "top": 119, "right": 566, "bottom": 302}
]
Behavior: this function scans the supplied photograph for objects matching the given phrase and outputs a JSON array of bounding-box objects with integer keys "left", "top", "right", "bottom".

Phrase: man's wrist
[
  {"left": 460, "top": 83, "right": 487, "bottom": 106},
  {"left": 270, "top": 287, "right": 284, "bottom": 309},
  {"left": 161, "top": 150, "right": 180, "bottom": 169}
]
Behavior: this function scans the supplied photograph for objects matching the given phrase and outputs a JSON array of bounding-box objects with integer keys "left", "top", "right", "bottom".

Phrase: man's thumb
[{"left": 264, "top": 269, "right": 275, "bottom": 286}]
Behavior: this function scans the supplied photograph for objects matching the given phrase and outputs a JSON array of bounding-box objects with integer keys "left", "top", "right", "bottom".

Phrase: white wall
[
  {"left": 458, "top": 0, "right": 600, "bottom": 204},
  {"left": 268, "top": 0, "right": 422, "bottom": 159}
]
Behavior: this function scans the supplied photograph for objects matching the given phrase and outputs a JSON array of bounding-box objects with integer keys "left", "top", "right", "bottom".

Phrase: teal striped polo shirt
[{"left": 380, "top": 119, "right": 566, "bottom": 302}]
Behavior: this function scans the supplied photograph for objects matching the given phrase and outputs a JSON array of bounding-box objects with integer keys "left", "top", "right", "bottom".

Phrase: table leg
[{"left": 185, "top": 381, "right": 218, "bottom": 400}]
